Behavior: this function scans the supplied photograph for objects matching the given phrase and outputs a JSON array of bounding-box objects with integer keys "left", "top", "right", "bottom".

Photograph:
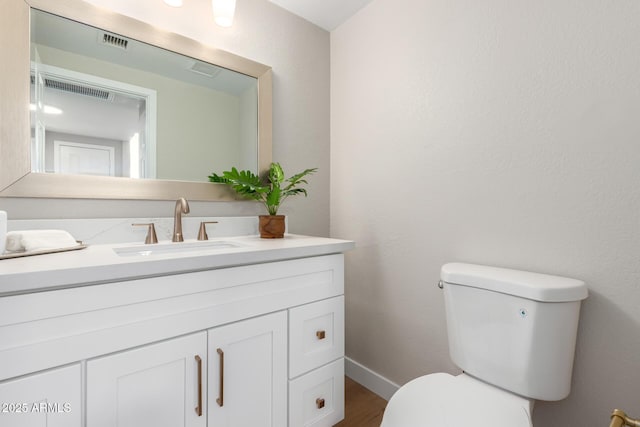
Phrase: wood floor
[{"left": 335, "top": 377, "right": 388, "bottom": 427}]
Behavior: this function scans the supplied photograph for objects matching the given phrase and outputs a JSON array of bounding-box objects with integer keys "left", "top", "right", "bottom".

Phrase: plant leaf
[
  {"left": 283, "top": 168, "right": 317, "bottom": 192},
  {"left": 210, "top": 167, "right": 268, "bottom": 201},
  {"left": 269, "top": 162, "right": 285, "bottom": 185},
  {"left": 208, "top": 173, "right": 228, "bottom": 183},
  {"left": 266, "top": 186, "right": 281, "bottom": 215},
  {"left": 282, "top": 188, "right": 307, "bottom": 197},
  {"left": 209, "top": 165, "right": 316, "bottom": 214}
]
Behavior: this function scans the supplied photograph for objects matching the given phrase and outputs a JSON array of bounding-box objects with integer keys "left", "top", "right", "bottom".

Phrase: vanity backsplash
[{"left": 6, "top": 216, "right": 261, "bottom": 245}]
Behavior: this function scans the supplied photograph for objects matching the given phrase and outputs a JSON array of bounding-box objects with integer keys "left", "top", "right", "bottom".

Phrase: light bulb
[{"left": 212, "top": 0, "right": 236, "bottom": 27}]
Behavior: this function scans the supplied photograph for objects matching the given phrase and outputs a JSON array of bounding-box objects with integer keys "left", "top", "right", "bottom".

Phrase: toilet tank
[{"left": 441, "top": 263, "right": 588, "bottom": 401}]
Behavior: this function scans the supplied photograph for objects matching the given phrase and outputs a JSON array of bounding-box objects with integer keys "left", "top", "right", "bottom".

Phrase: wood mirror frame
[{"left": 0, "top": 0, "right": 272, "bottom": 201}]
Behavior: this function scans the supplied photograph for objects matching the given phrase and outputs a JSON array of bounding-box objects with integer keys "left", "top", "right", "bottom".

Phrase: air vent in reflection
[
  {"left": 45, "top": 79, "right": 112, "bottom": 100},
  {"left": 31, "top": 74, "right": 115, "bottom": 101},
  {"left": 100, "top": 32, "right": 129, "bottom": 50},
  {"left": 189, "top": 61, "right": 222, "bottom": 78}
]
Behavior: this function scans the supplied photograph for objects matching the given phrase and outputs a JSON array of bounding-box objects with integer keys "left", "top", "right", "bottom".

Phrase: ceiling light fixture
[
  {"left": 163, "top": 0, "right": 183, "bottom": 7},
  {"left": 212, "top": 0, "right": 236, "bottom": 27}
]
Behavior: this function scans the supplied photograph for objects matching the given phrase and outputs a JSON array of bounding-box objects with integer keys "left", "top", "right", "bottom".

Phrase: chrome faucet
[{"left": 172, "top": 197, "right": 190, "bottom": 242}]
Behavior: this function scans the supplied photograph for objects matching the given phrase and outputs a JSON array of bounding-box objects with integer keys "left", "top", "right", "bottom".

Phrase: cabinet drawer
[
  {"left": 289, "top": 296, "right": 344, "bottom": 378},
  {"left": 289, "top": 359, "right": 344, "bottom": 427}
]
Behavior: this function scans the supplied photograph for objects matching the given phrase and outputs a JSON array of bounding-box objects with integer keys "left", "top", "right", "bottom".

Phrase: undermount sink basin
[{"left": 114, "top": 240, "right": 243, "bottom": 257}]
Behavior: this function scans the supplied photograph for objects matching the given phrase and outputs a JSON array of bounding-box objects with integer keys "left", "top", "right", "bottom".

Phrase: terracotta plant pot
[{"left": 259, "top": 215, "right": 285, "bottom": 238}]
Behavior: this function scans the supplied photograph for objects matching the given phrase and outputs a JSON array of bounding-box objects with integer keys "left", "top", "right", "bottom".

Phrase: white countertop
[{"left": 0, "top": 234, "right": 354, "bottom": 296}]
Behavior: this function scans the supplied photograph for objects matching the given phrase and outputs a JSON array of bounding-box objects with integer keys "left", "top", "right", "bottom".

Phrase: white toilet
[{"left": 381, "top": 262, "right": 588, "bottom": 426}]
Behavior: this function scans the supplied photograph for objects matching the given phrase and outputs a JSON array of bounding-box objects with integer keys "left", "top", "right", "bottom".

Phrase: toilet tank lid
[{"left": 441, "top": 263, "right": 588, "bottom": 302}]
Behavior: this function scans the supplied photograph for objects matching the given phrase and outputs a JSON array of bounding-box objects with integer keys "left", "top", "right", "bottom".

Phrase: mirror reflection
[{"left": 30, "top": 8, "right": 258, "bottom": 182}]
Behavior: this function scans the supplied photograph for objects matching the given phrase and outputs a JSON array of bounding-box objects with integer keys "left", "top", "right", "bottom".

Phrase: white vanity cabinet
[
  {"left": 0, "top": 364, "right": 82, "bottom": 427},
  {"left": 86, "top": 312, "right": 288, "bottom": 427},
  {"left": 0, "top": 245, "right": 350, "bottom": 427},
  {"left": 86, "top": 332, "right": 207, "bottom": 427}
]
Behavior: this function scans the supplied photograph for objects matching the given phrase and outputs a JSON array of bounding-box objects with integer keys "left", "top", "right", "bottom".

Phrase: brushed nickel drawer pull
[
  {"left": 216, "top": 348, "right": 224, "bottom": 407},
  {"left": 195, "top": 355, "right": 203, "bottom": 416},
  {"left": 316, "top": 330, "right": 326, "bottom": 340},
  {"left": 316, "top": 398, "right": 325, "bottom": 409}
]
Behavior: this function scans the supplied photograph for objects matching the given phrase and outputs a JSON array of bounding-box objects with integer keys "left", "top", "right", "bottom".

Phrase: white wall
[
  {"left": 331, "top": 0, "right": 640, "bottom": 425},
  {"left": 1, "top": 0, "right": 329, "bottom": 237}
]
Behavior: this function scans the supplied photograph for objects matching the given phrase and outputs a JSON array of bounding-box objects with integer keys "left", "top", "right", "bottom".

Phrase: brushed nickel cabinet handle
[
  {"left": 316, "top": 330, "right": 326, "bottom": 340},
  {"left": 216, "top": 348, "right": 224, "bottom": 407},
  {"left": 316, "top": 398, "right": 325, "bottom": 409},
  {"left": 195, "top": 355, "right": 203, "bottom": 416}
]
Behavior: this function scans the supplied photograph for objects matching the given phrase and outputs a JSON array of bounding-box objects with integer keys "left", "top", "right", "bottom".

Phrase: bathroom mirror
[{"left": 0, "top": 0, "right": 272, "bottom": 201}]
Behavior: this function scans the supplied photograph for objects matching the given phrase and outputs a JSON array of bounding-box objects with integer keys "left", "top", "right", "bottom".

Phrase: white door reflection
[{"left": 54, "top": 140, "right": 115, "bottom": 176}]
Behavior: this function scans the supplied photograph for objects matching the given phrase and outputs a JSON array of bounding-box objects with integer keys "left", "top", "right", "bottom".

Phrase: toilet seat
[{"left": 381, "top": 373, "right": 533, "bottom": 427}]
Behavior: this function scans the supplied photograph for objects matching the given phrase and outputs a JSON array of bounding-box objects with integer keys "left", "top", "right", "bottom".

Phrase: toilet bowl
[
  {"left": 381, "top": 373, "right": 533, "bottom": 426},
  {"left": 380, "top": 263, "right": 588, "bottom": 426}
]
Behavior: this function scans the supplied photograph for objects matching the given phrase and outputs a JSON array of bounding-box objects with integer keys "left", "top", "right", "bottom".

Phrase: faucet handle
[
  {"left": 132, "top": 223, "right": 158, "bottom": 244},
  {"left": 197, "top": 221, "right": 219, "bottom": 241}
]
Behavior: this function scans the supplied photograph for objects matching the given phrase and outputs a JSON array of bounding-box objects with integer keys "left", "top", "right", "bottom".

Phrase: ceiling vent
[
  {"left": 46, "top": 79, "right": 113, "bottom": 100},
  {"left": 99, "top": 32, "right": 129, "bottom": 50},
  {"left": 189, "top": 61, "right": 222, "bottom": 78},
  {"left": 31, "top": 74, "right": 115, "bottom": 101}
]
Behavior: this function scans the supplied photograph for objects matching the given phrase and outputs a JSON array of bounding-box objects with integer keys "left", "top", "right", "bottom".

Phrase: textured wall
[
  {"left": 331, "top": 0, "right": 640, "bottom": 425},
  {"left": 1, "top": 0, "right": 329, "bottom": 237}
]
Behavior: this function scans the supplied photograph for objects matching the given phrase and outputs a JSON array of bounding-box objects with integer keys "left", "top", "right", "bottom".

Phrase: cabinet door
[
  {"left": 0, "top": 364, "right": 81, "bottom": 427},
  {"left": 87, "top": 332, "right": 207, "bottom": 427},
  {"left": 209, "top": 311, "right": 287, "bottom": 427}
]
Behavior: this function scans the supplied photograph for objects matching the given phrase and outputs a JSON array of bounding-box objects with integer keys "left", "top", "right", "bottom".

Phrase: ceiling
[{"left": 268, "top": 0, "right": 374, "bottom": 31}]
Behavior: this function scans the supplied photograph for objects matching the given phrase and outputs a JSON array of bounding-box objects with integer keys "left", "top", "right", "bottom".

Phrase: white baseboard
[{"left": 344, "top": 357, "right": 400, "bottom": 401}]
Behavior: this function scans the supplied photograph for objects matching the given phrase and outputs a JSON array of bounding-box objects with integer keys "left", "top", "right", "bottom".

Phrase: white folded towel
[{"left": 5, "top": 230, "right": 79, "bottom": 253}]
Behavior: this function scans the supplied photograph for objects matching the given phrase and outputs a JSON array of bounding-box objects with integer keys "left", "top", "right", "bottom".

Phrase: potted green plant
[{"left": 209, "top": 163, "right": 317, "bottom": 238}]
